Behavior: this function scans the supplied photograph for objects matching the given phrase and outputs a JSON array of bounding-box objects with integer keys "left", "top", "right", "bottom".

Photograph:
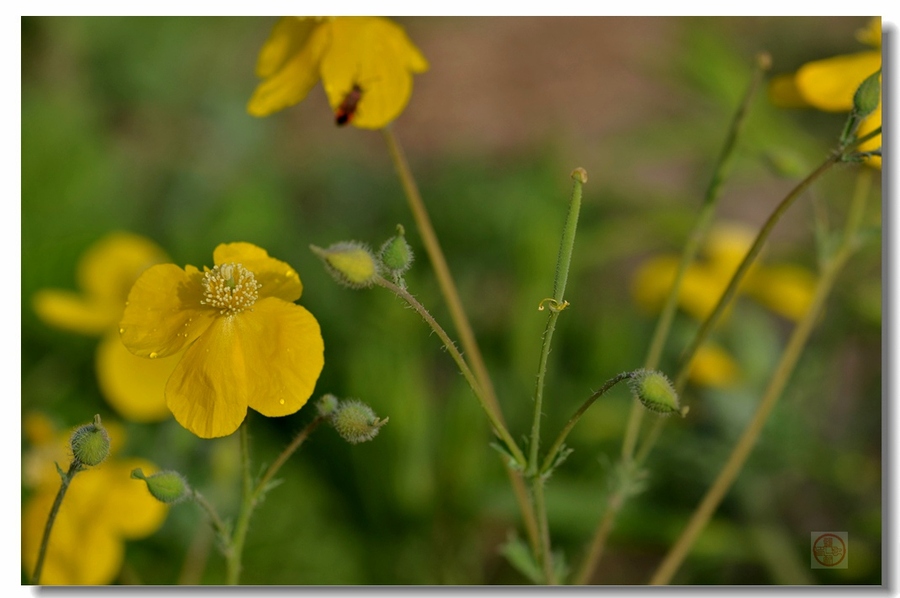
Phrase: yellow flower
[
  {"left": 770, "top": 17, "right": 881, "bottom": 168},
  {"left": 247, "top": 16, "right": 429, "bottom": 129},
  {"left": 119, "top": 242, "right": 324, "bottom": 438},
  {"left": 631, "top": 223, "right": 817, "bottom": 387},
  {"left": 33, "top": 232, "right": 177, "bottom": 422},
  {"left": 21, "top": 413, "right": 168, "bottom": 585}
]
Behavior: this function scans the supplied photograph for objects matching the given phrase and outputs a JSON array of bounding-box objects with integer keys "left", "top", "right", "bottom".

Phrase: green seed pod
[
  {"left": 331, "top": 399, "right": 388, "bottom": 444},
  {"left": 853, "top": 70, "right": 881, "bottom": 119},
  {"left": 131, "top": 468, "right": 190, "bottom": 504},
  {"left": 379, "top": 224, "right": 414, "bottom": 276},
  {"left": 69, "top": 414, "right": 110, "bottom": 467},
  {"left": 311, "top": 242, "right": 379, "bottom": 289},
  {"left": 628, "top": 369, "right": 684, "bottom": 416}
]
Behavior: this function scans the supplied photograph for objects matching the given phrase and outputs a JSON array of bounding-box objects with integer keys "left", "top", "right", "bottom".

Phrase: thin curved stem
[
  {"left": 31, "top": 460, "right": 81, "bottom": 584},
  {"left": 649, "top": 171, "right": 871, "bottom": 585}
]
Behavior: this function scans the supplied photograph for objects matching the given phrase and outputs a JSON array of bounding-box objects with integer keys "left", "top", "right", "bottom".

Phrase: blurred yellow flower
[
  {"left": 769, "top": 17, "right": 881, "bottom": 168},
  {"left": 247, "top": 16, "right": 429, "bottom": 128},
  {"left": 119, "top": 242, "right": 324, "bottom": 438},
  {"left": 21, "top": 413, "right": 168, "bottom": 585},
  {"left": 631, "top": 223, "right": 818, "bottom": 387},
  {"left": 33, "top": 232, "right": 177, "bottom": 422}
]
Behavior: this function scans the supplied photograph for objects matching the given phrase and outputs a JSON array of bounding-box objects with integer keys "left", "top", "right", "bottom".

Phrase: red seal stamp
[{"left": 811, "top": 532, "right": 848, "bottom": 569}]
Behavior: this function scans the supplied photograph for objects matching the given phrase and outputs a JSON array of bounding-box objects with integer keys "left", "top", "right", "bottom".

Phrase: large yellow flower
[
  {"left": 119, "top": 242, "right": 324, "bottom": 438},
  {"left": 631, "top": 223, "right": 817, "bottom": 388},
  {"left": 22, "top": 413, "right": 168, "bottom": 585},
  {"left": 247, "top": 16, "right": 429, "bottom": 129},
  {"left": 770, "top": 17, "right": 882, "bottom": 168},
  {"left": 33, "top": 232, "right": 176, "bottom": 422}
]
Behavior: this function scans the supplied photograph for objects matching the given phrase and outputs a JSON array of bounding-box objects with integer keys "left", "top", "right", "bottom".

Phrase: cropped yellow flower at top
[
  {"left": 248, "top": 16, "right": 429, "bottom": 129},
  {"left": 631, "top": 223, "right": 818, "bottom": 388},
  {"left": 22, "top": 413, "right": 168, "bottom": 585},
  {"left": 119, "top": 242, "right": 324, "bottom": 438},
  {"left": 32, "top": 232, "right": 177, "bottom": 422},
  {"left": 770, "top": 17, "right": 882, "bottom": 168}
]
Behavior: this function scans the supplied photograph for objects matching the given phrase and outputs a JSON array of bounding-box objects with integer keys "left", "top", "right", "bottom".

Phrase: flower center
[{"left": 201, "top": 263, "right": 261, "bottom": 315}]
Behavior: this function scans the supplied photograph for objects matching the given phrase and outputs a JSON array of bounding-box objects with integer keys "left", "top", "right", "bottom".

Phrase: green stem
[
  {"left": 379, "top": 129, "right": 542, "bottom": 556},
  {"left": 541, "top": 372, "right": 632, "bottom": 476},
  {"left": 649, "top": 170, "right": 872, "bottom": 585},
  {"left": 224, "top": 415, "right": 326, "bottom": 585},
  {"left": 31, "top": 460, "right": 81, "bottom": 584},
  {"left": 381, "top": 126, "right": 503, "bottom": 424},
  {"left": 650, "top": 172, "right": 869, "bottom": 585},
  {"left": 674, "top": 151, "right": 841, "bottom": 392},
  {"left": 375, "top": 275, "right": 527, "bottom": 468},
  {"left": 532, "top": 477, "right": 556, "bottom": 584},
  {"left": 528, "top": 168, "right": 586, "bottom": 474},
  {"left": 621, "top": 52, "right": 771, "bottom": 465}
]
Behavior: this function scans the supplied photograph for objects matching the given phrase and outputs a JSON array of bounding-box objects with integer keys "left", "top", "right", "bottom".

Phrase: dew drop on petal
[
  {"left": 119, "top": 328, "right": 125, "bottom": 334},
  {"left": 149, "top": 352, "right": 158, "bottom": 359},
  {"left": 279, "top": 399, "right": 285, "bottom": 405}
]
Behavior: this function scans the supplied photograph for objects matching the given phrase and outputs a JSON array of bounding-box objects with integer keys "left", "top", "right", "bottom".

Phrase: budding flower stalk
[
  {"left": 628, "top": 369, "right": 685, "bottom": 416},
  {"left": 69, "top": 414, "right": 110, "bottom": 467},
  {"left": 132, "top": 468, "right": 191, "bottom": 504},
  {"left": 311, "top": 242, "right": 379, "bottom": 289}
]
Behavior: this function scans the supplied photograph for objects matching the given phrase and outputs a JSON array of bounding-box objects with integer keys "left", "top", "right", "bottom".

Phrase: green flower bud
[
  {"left": 853, "top": 70, "right": 881, "bottom": 118},
  {"left": 131, "top": 468, "right": 190, "bottom": 504},
  {"left": 379, "top": 224, "right": 414, "bottom": 276},
  {"left": 317, "top": 393, "right": 340, "bottom": 417},
  {"left": 330, "top": 399, "right": 388, "bottom": 444},
  {"left": 311, "top": 242, "right": 379, "bottom": 289},
  {"left": 69, "top": 414, "right": 110, "bottom": 466},
  {"left": 628, "top": 369, "right": 684, "bottom": 416}
]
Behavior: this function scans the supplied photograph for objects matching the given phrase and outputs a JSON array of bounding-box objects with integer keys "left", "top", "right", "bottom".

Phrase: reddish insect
[{"left": 335, "top": 84, "right": 363, "bottom": 126}]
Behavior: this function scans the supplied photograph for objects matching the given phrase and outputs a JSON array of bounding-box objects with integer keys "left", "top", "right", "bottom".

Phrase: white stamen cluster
[{"left": 201, "top": 262, "right": 261, "bottom": 315}]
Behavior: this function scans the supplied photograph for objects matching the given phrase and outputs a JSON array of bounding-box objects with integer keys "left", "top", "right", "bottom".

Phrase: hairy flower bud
[
  {"left": 317, "top": 393, "right": 340, "bottom": 417},
  {"left": 379, "top": 224, "right": 414, "bottom": 277},
  {"left": 131, "top": 468, "right": 190, "bottom": 504},
  {"left": 311, "top": 242, "right": 379, "bottom": 289},
  {"left": 69, "top": 414, "right": 110, "bottom": 466},
  {"left": 628, "top": 369, "right": 685, "bottom": 416},
  {"left": 330, "top": 399, "right": 389, "bottom": 444}
]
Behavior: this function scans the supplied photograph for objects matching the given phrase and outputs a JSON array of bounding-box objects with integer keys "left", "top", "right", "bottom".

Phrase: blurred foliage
[{"left": 21, "top": 16, "right": 880, "bottom": 585}]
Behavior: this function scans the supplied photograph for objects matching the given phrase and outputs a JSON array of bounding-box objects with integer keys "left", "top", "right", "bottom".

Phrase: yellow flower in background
[
  {"left": 21, "top": 413, "right": 168, "bottom": 585},
  {"left": 631, "top": 223, "right": 818, "bottom": 388},
  {"left": 120, "top": 242, "right": 324, "bottom": 438},
  {"left": 33, "top": 232, "right": 177, "bottom": 422},
  {"left": 248, "top": 16, "right": 429, "bottom": 128},
  {"left": 769, "top": 17, "right": 882, "bottom": 168}
]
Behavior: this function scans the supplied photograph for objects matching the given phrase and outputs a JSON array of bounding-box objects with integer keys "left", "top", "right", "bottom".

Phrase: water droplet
[
  {"left": 125, "top": 301, "right": 129, "bottom": 307},
  {"left": 149, "top": 352, "right": 159, "bottom": 359},
  {"left": 118, "top": 328, "right": 125, "bottom": 334},
  {"left": 279, "top": 399, "right": 285, "bottom": 405}
]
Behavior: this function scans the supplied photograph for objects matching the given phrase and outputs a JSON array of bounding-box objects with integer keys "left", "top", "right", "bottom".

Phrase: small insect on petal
[{"left": 335, "top": 84, "right": 363, "bottom": 126}]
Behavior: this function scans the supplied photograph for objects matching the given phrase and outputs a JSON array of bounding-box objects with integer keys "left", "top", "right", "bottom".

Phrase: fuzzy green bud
[
  {"left": 69, "top": 414, "right": 110, "bottom": 466},
  {"left": 853, "top": 70, "right": 881, "bottom": 118},
  {"left": 628, "top": 369, "right": 685, "bottom": 416},
  {"left": 131, "top": 468, "right": 190, "bottom": 504},
  {"left": 330, "top": 399, "right": 389, "bottom": 444},
  {"left": 379, "top": 224, "right": 414, "bottom": 276},
  {"left": 311, "top": 242, "right": 379, "bottom": 289},
  {"left": 317, "top": 393, "right": 340, "bottom": 417}
]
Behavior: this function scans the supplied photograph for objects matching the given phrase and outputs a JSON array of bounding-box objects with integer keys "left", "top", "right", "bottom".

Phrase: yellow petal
[
  {"left": 795, "top": 51, "right": 881, "bottom": 112},
  {"left": 165, "top": 317, "right": 253, "bottom": 438},
  {"left": 78, "top": 231, "right": 170, "bottom": 307},
  {"left": 33, "top": 289, "right": 117, "bottom": 335},
  {"left": 857, "top": 105, "right": 882, "bottom": 168},
  {"left": 212, "top": 242, "right": 303, "bottom": 302},
  {"left": 96, "top": 330, "right": 175, "bottom": 422},
  {"left": 630, "top": 254, "right": 680, "bottom": 313},
  {"left": 255, "top": 17, "right": 319, "bottom": 78},
  {"left": 769, "top": 73, "right": 810, "bottom": 108},
  {"left": 120, "top": 264, "right": 216, "bottom": 358},
  {"left": 241, "top": 299, "right": 324, "bottom": 417},
  {"left": 247, "top": 22, "right": 329, "bottom": 117},
  {"left": 689, "top": 343, "right": 740, "bottom": 388},
  {"left": 321, "top": 17, "right": 427, "bottom": 129},
  {"left": 747, "top": 264, "right": 817, "bottom": 322}
]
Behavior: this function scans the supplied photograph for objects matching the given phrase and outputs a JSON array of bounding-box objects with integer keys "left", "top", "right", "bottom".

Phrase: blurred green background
[{"left": 21, "top": 17, "right": 881, "bottom": 584}]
